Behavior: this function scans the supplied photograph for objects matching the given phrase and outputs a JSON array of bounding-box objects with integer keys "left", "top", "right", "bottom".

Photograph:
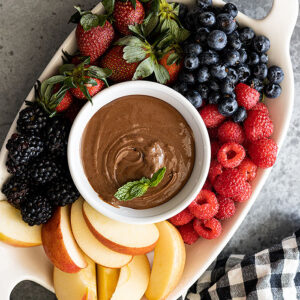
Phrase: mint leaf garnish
[{"left": 114, "top": 167, "right": 166, "bottom": 201}]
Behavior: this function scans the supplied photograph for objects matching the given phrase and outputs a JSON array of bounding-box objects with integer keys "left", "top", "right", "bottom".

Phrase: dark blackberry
[
  {"left": 20, "top": 193, "right": 53, "bottom": 226},
  {"left": 6, "top": 156, "right": 28, "bottom": 177},
  {"left": 6, "top": 133, "right": 44, "bottom": 165},
  {"left": 17, "top": 102, "right": 48, "bottom": 135},
  {"left": 44, "top": 118, "right": 70, "bottom": 157},
  {"left": 47, "top": 177, "right": 79, "bottom": 206},
  {"left": 2, "top": 176, "right": 29, "bottom": 208}
]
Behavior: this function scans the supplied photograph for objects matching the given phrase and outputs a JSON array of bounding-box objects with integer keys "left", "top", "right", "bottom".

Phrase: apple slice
[
  {"left": 111, "top": 255, "right": 150, "bottom": 300},
  {"left": 97, "top": 265, "right": 119, "bottom": 300},
  {"left": 42, "top": 205, "right": 87, "bottom": 273},
  {"left": 54, "top": 254, "right": 97, "bottom": 300},
  {"left": 82, "top": 202, "right": 159, "bottom": 255},
  {"left": 71, "top": 197, "right": 132, "bottom": 268},
  {"left": 145, "top": 221, "right": 186, "bottom": 300},
  {"left": 0, "top": 200, "right": 41, "bottom": 247}
]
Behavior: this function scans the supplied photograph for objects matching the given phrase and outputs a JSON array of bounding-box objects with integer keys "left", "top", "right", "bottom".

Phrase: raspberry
[
  {"left": 208, "top": 127, "right": 219, "bottom": 139},
  {"left": 169, "top": 208, "right": 194, "bottom": 226},
  {"left": 193, "top": 218, "right": 222, "bottom": 240},
  {"left": 211, "top": 140, "right": 221, "bottom": 159},
  {"left": 217, "top": 142, "right": 246, "bottom": 168},
  {"left": 235, "top": 83, "right": 260, "bottom": 110},
  {"left": 203, "top": 179, "right": 212, "bottom": 190},
  {"left": 250, "top": 102, "right": 269, "bottom": 115},
  {"left": 248, "top": 138, "right": 278, "bottom": 168},
  {"left": 215, "top": 196, "right": 236, "bottom": 220},
  {"left": 178, "top": 222, "right": 199, "bottom": 245},
  {"left": 244, "top": 110, "right": 273, "bottom": 142},
  {"left": 199, "top": 104, "right": 226, "bottom": 128},
  {"left": 214, "top": 168, "right": 247, "bottom": 197},
  {"left": 238, "top": 157, "right": 258, "bottom": 181},
  {"left": 233, "top": 182, "right": 252, "bottom": 202},
  {"left": 217, "top": 121, "right": 245, "bottom": 144},
  {"left": 208, "top": 159, "right": 223, "bottom": 184},
  {"left": 188, "top": 190, "right": 219, "bottom": 220}
]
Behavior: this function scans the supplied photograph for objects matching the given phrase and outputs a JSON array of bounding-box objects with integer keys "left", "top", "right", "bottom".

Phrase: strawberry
[
  {"left": 99, "top": 45, "right": 140, "bottom": 82},
  {"left": 52, "top": 84, "right": 73, "bottom": 112},
  {"left": 113, "top": 0, "right": 145, "bottom": 35},
  {"left": 70, "top": 78, "right": 105, "bottom": 100},
  {"left": 63, "top": 98, "right": 85, "bottom": 123},
  {"left": 235, "top": 83, "right": 260, "bottom": 110},
  {"left": 69, "top": 7, "right": 115, "bottom": 63}
]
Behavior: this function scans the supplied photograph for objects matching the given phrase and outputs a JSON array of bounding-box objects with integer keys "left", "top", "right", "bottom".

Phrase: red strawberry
[
  {"left": 199, "top": 104, "right": 226, "bottom": 128},
  {"left": 244, "top": 110, "right": 273, "bottom": 142},
  {"left": 113, "top": 0, "right": 145, "bottom": 35},
  {"left": 99, "top": 45, "right": 140, "bottom": 82},
  {"left": 53, "top": 84, "right": 73, "bottom": 112},
  {"left": 235, "top": 83, "right": 260, "bottom": 110},
  {"left": 70, "top": 78, "right": 105, "bottom": 100}
]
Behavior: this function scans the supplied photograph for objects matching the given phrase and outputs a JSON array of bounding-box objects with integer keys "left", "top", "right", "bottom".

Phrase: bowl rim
[{"left": 67, "top": 80, "right": 211, "bottom": 224}]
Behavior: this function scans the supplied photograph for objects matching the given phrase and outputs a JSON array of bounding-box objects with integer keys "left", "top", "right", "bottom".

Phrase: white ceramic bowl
[{"left": 68, "top": 81, "right": 211, "bottom": 224}]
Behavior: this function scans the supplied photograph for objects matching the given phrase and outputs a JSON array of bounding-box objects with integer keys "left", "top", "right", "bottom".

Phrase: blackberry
[
  {"left": 44, "top": 118, "right": 70, "bottom": 157},
  {"left": 17, "top": 102, "right": 48, "bottom": 135},
  {"left": 20, "top": 193, "right": 53, "bottom": 226},
  {"left": 29, "top": 157, "right": 61, "bottom": 185},
  {"left": 6, "top": 156, "right": 28, "bottom": 177},
  {"left": 6, "top": 133, "right": 44, "bottom": 165},
  {"left": 2, "top": 176, "right": 29, "bottom": 208},
  {"left": 47, "top": 177, "right": 79, "bottom": 206}
]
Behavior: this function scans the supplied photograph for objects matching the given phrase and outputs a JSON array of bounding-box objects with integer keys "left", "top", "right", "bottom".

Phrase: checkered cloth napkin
[{"left": 179, "top": 229, "right": 300, "bottom": 300}]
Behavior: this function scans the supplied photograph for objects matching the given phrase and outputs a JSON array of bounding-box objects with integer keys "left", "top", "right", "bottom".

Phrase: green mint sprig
[{"left": 114, "top": 167, "right": 166, "bottom": 201}]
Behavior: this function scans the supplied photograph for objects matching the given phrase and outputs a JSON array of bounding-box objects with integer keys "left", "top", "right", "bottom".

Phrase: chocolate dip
[{"left": 81, "top": 95, "right": 195, "bottom": 209}]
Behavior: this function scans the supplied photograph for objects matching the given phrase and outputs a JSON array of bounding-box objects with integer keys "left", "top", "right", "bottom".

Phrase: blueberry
[
  {"left": 210, "top": 64, "right": 227, "bottom": 80},
  {"left": 210, "top": 80, "right": 220, "bottom": 91},
  {"left": 179, "top": 4, "right": 188, "bottom": 19},
  {"left": 216, "top": 13, "right": 237, "bottom": 34},
  {"left": 218, "top": 97, "right": 238, "bottom": 116},
  {"left": 253, "top": 35, "right": 270, "bottom": 53},
  {"left": 260, "top": 53, "right": 269, "bottom": 64},
  {"left": 264, "top": 83, "right": 282, "bottom": 98},
  {"left": 236, "top": 64, "right": 251, "bottom": 82},
  {"left": 184, "top": 43, "right": 202, "bottom": 56},
  {"left": 198, "top": 12, "right": 216, "bottom": 27},
  {"left": 247, "top": 52, "right": 260, "bottom": 65},
  {"left": 228, "top": 30, "right": 239, "bottom": 40},
  {"left": 267, "top": 65, "right": 284, "bottom": 84},
  {"left": 223, "top": 49, "right": 240, "bottom": 66},
  {"left": 207, "top": 30, "right": 227, "bottom": 51},
  {"left": 185, "top": 90, "right": 203, "bottom": 108},
  {"left": 196, "top": 0, "right": 212, "bottom": 10},
  {"left": 223, "top": 92, "right": 236, "bottom": 99},
  {"left": 199, "top": 50, "right": 219, "bottom": 65},
  {"left": 222, "top": 3, "right": 238, "bottom": 18},
  {"left": 208, "top": 91, "right": 221, "bottom": 104},
  {"left": 239, "top": 27, "right": 255, "bottom": 45},
  {"left": 179, "top": 71, "right": 195, "bottom": 85},
  {"left": 233, "top": 106, "right": 247, "bottom": 123},
  {"left": 220, "top": 78, "right": 235, "bottom": 94},
  {"left": 226, "top": 67, "right": 239, "bottom": 84},
  {"left": 172, "top": 82, "right": 188, "bottom": 94},
  {"left": 238, "top": 48, "right": 248, "bottom": 63},
  {"left": 196, "top": 83, "right": 209, "bottom": 99},
  {"left": 248, "top": 77, "right": 264, "bottom": 92},
  {"left": 228, "top": 36, "right": 242, "bottom": 50},
  {"left": 253, "top": 63, "right": 268, "bottom": 79},
  {"left": 184, "top": 55, "right": 200, "bottom": 70},
  {"left": 194, "top": 27, "right": 210, "bottom": 44},
  {"left": 197, "top": 66, "right": 211, "bottom": 83}
]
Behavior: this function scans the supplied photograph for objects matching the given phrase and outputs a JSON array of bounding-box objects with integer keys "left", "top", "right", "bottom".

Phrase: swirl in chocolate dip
[{"left": 81, "top": 95, "right": 195, "bottom": 209}]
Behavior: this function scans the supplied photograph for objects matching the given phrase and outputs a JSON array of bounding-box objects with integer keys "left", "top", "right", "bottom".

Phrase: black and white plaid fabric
[{"left": 178, "top": 229, "right": 300, "bottom": 300}]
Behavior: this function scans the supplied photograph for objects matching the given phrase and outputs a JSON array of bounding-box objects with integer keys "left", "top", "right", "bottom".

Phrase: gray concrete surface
[{"left": 0, "top": 0, "right": 299, "bottom": 299}]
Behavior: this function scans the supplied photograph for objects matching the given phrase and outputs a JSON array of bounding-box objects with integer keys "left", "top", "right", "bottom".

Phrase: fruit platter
[{"left": 0, "top": 0, "right": 298, "bottom": 299}]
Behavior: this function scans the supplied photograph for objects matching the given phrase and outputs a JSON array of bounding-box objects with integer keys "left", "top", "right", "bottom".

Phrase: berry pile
[{"left": 173, "top": 0, "right": 284, "bottom": 122}]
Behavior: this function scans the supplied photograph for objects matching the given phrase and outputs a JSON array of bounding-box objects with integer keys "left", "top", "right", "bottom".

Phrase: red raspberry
[
  {"left": 233, "top": 182, "right": 252, "bottom": 202},
  {"left": 178, "top": 222, "right": 199, "bottom": 245},
  {"left": 193, "top": 218, "right": 222, "bottom": 240},
  {"left": 244, "top": 110, "right": 273, "bottom": 142},
  {"left": 188, "top": 190, "right": 219, "bottom": 220},
  {"left": 208, "top": 127, "right": 219, "bottom": 139},
  {"left": 215, "top": 196, "right": 236, "bottom": 220},
  {"left": 250, "top": 102, "right": 269, "bottom": 115},
  {"left": 218, "top": 121, "right": 245, "bottom": 144},
  {"left": 208, "top": 159, "right": 223, "bottom": 184},
  {"left": 248, "top": 138, "right": 278, "bottom": 168},
  {"left": 235, "top": 83, "right": 260, "bottom": 110},
  {"left": 211, "top": 140, "right": 221, "bottom": 159},
  {"left": 169, "top": 208, "right": 194, "bottom": 226},
  {"left": 203, "top": 179, "right": 212, "bottom": 190},
  {"left": 199, "top": 104, "right": 226, "bottom": 128},
  {"left": 238, "top": 157, "right": 258, "bottom": 181},
  {"left": 214, "top": 168, "right": 247, "bottom": 197},
  {"left": 217, "top": 142, "right": 246, "bottom": 168}
]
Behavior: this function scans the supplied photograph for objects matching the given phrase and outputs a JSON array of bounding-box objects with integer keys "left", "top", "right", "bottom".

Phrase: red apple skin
[
  {"left": 42, "top": 207, "right": 87, "bottom": 273},
  {"left": 82, "top": 210, "right": 158, "bottom": 255}
]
